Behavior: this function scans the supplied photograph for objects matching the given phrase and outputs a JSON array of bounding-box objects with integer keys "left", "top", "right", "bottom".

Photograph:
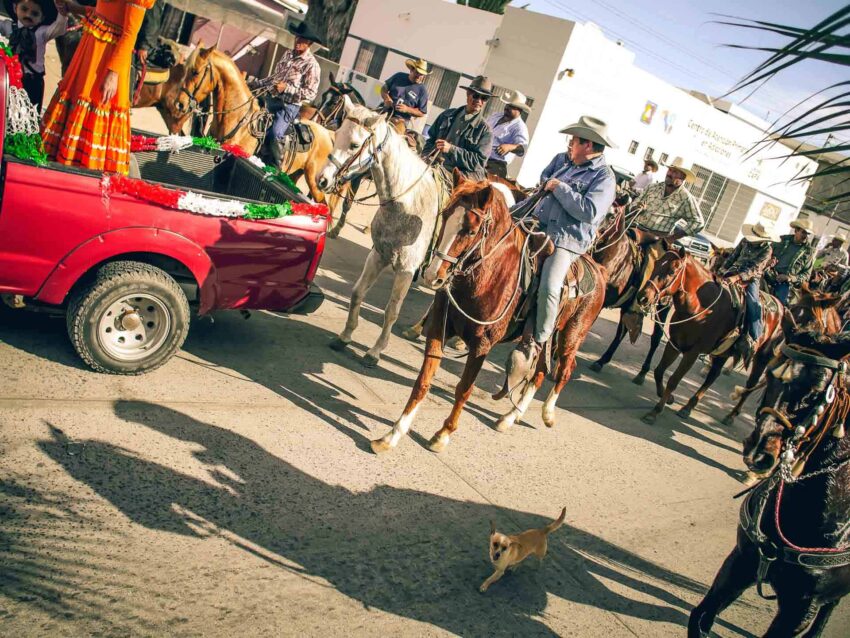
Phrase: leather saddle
[{"left": 142, "top": 39, "right": 179, "bottom": 85}]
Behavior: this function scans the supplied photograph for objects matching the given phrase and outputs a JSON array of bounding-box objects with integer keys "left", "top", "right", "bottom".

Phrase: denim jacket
[{"left": 534, "top": 152, "right": 616, "bottom": 253}]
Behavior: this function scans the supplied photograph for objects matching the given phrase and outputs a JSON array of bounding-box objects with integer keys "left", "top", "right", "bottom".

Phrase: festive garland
[
  {"left": 103, "top": 174, "right": 327, "bottom": 220},
  {"left": 0, "top": 34, "right": 48, "bottom": 166},
  {"left": 130, "top": 134, "right": 301, "bottom": 194}
]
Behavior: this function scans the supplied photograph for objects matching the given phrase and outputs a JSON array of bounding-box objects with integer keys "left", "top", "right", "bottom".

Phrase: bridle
[
  {"left": 645, "top": 250, "right": 687, "bottom": 302},
  {"left": 315, "top": 86, "right": 347, "bottom": 128},
  {"left": 325, "top": 115, "right": 392, "bottom": 187},
  {"left": 179, "top": 59, "right": 214, "bottom": 114}
]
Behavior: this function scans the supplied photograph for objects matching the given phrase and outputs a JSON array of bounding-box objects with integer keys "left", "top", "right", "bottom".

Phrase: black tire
[{"left": 67, "top": 261, "right": 190, "bottom": 374}]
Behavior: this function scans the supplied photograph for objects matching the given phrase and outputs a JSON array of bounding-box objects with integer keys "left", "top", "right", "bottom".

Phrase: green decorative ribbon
[
  {"left": 262, "top": 165, "right": 301, "bottom": 194},
  {"left": 5, "top": 133, "right": 48, "bottom": 166},
  {"left": 191, "top": 136, "right": 222, "bottom": 151},
  {"left": 244, "top": 201, "right": 293, "bottom": 219}
]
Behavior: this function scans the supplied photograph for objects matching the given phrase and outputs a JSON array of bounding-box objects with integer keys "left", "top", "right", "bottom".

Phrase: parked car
[
  {"left": 0, "top": 61, "right": 329, "bottom": 375},
  {"left": 676, "top": 232, "right": 714, "bottom": 265}
]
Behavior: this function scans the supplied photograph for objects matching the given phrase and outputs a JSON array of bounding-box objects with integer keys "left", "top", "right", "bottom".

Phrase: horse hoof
[
  {"left": 370, "top": 437, "right": 393, "bottom": 455},
  {"left": 542, "top": 412, "right": 556, "bottom": 428},
  {"left": 632, "top": 374, "right": 646, "bottom": 386},
  {"left": 400, "top": 325, "right": 422, "bottom": 342},
  {"left": 721, "top": 414, "right": 735, "bottom": 426},
  {"left": 677, "top": 407, "right": 692, "bottom": 419},
  {"left": 494, "top": 416, "right": 514, "bottom": 433},
  {"left": 363, "top": 225, "right": 372, "bottom": 235},
  {"left": 641, "top": 412, "right": 658, "bottom": 425},
  {"left": 362, "top": 353, "right": 380, "bottom": 368},
  {"left": 428, "top": 433, "right": 450, "bottom": 453},
  {"left": 329, "top": 337, "right": 350, "bottom": 352},
  {"left": 445, "top": 336, "right": 467, "bottom": 352},
  {"left": 666, "top": 395, "right": 675, "bottom": 405},
  {"left": 589, "top": 362, "right": 603, "bottom": 373}
]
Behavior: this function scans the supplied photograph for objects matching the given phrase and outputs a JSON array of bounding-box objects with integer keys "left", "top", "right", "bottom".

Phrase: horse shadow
[{"left": 34, "top": 402, "right": 755, "bottom": 636}]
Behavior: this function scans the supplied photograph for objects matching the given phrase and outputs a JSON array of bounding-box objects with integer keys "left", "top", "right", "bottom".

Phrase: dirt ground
[{"left": 1, "top": 43, "right": 847, "bottom": 638}]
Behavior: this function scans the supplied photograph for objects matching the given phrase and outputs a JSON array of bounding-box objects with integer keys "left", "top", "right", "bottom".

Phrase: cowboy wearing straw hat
[
  {"left": 508, "top": 115, "right": 617, "bottom": 378},
  {"left": 720, "top": 221, "right": 778, "bottom": 364},
  {"left": 421, "top": 75, "right": 494, "bottom": 180},
  {"left": 380, "top": 58, "right": 430, "bottom": 123},
  {"left": 816, "top": 232, "right": 849, "bottom": 269},
  {"left": 630, "top": 157, "right": 704, "bottom": 241},
  {"left": 253, "top": 21, "right": 324, "bottom": 166},
  {"left": 765, "top": 218, "right": 815, "bottom": 305},
  {"left": 485, "top": 89, "right": 530, "bottom": 178}
]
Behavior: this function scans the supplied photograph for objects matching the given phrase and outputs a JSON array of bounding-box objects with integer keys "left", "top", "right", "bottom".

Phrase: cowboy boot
[{"left": 495, "top": 337, "right": 541, "bottom": 401}]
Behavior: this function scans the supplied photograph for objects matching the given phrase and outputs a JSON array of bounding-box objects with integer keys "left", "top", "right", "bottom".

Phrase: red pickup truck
[{"left": 0, "top": 63, "right": 329, "bottom": 374}]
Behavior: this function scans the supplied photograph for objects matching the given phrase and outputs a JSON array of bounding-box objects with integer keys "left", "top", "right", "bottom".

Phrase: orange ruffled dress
[{"left": 42, "top": 0, "right": 154, "bottom": 174}]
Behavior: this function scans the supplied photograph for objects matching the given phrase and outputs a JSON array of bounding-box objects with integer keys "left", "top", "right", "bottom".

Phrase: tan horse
[{"left": 175, "top": 46, "right": 340, "bottom": 208}]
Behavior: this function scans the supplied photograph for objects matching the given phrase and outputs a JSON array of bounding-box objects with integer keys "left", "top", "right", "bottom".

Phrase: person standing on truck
[
  {"left": 129, "top": 0, "right": 162, "bottom": 102},
  {"left": 0, "top": 0, "right": 68, "bottom": 110},
  {"left": 42, "top": 0, "right": 156, "bottom": 174}
]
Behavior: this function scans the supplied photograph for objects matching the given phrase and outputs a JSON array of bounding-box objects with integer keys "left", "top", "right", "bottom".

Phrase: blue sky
[{"left": 513, "top": 0, "right": 846, "bottom": 145}]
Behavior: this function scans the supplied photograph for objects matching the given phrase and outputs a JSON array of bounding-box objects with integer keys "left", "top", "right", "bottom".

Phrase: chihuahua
[{"left": 480, "top": 507, "right": 566, "bottom": 592}]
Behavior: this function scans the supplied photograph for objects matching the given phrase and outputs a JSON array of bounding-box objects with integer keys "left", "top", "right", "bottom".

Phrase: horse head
[
  {"left": 636, "top": 244, "right": 687, "bottom": 310},
  {"left": 743, "top": 331, "right": 850, "bottom": 474},
  {"left": 317, "top": 96, "right": 391, "bottom": 192},
  {"left": 788, "top": 283, "right": 845, "bottom": 336},
  {"left": 422, "top": 171, "right": 516, "bottom": 290},
  {"left": 175, "top": 44, "right": 216, "bottom": 114},
  {"left": 315, "top": 73, "right": 364, "bottom": 130}
]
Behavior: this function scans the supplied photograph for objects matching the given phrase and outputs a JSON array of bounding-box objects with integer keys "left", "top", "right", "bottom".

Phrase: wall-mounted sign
[
  {"left": 641, "top": 101, "right": 657, "bottom": 125},
  {"left": 760, "top": 201, "right": 781, "bottom": 221}
]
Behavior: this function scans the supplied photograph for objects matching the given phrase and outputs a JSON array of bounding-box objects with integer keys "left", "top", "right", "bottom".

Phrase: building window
[
  {"left": 644, "top": 147, "right": 655, "bottom": 161},
  {"left": 423, "top": 65, "right": 461, "bottom": 109},
  {"left": 659, "top": 152, "right": 669, "bottom": 165},
  {"left": 353, "top": 41, "right": 388, "bottom": 78},
  {"left": 628, "top": 140, "right": 639, "bottom": 155}
]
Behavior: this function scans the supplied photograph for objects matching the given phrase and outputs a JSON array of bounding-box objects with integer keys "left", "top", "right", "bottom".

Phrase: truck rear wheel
[{"left": 67, "top": 261, "right": 190, "bottom": 374}]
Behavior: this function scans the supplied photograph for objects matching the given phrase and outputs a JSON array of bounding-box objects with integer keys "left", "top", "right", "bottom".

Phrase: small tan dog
[{"left": 480, "top": 507, "right": 566, "bottom": 592}]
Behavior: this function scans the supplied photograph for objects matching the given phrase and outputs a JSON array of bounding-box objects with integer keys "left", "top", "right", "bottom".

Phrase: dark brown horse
[
  {"left": 690, "top": 332, "right": 850, "bottom": 637},
  {"left": 589, "top": 206, "right": 671, "bottom": 384},
  {"left": 722, "top": 283, "right": 844, "bottom": 425},
  {"left": 370, "top": 175, "right": 606, "bottom": 453},
  {"left": 636, "top": 247, "right": 785, "bottom": 423}
]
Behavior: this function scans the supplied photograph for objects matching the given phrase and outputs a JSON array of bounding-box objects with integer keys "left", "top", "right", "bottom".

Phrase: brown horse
[
  {"left": 691, "top": 332, "right": 850, "bottom": 637},
  {"left": 370, "top": 175, "right": 606, "bottom": 454},
  {"left": 721, "top": 283, "right": 844, "bottom": 425},
  {"left": 636, "top": 247, "right": 785, "bottom": 424},
  {"left": 588, "top": 206, "right": 671, "bottom": 383}
]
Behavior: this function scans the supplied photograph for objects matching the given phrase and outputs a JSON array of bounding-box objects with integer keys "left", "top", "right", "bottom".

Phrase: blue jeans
[
  {"left": 773, "top": 281, "right": 791, "bottom": 306},
  {"left": 744, "top": 280, "right": 763, "bottom": 340},
  {"left": 272, "top": 103, "right": 301, "bottom": 140},
  {"left": 535, "top": 247, "right": 581, "bottom": 343}
]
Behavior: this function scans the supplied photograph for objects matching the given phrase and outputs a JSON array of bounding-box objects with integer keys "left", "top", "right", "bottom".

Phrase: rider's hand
[
  {"left": 137, "top": 48, "right": 149, "bottom": 65},
  {"left": 727, "top": 275, "right": 740, "bottom": 285},
  {"left": 100, "top": 70, "right": 118, "bottom": 103},
  {"left": 435, "top": 139, "right": 453, "bottom": 153},
  {"left": 275, "top": 80, "right": 288, "bottom": 95},
  {"left": 544, "top": 178, "right": 561, "bottom": 192},
  {"left": 496, "top": 143, "right": 514, "bottom": 156},
  {"left": 395, "top": 103, "right": 409, "bottom": 114}
]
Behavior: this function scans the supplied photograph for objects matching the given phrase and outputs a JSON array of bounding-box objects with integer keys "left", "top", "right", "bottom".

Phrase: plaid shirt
[
  {"left": 630, "top": 182, "right": 705, "bottom": 236},
  {"left": 256, "top": 48, "right": 320, "bottom": 104}
]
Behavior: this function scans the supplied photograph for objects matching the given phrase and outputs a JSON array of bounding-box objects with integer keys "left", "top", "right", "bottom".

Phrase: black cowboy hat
[
  {"left": 287, "top": 20, "right": 325, "bottom": 46},
  {"left": 459, "top": 76, "right": 495, "bottom": 98},
  {"left": 3, "top": 0, "right": 58, "bottom": 26}
]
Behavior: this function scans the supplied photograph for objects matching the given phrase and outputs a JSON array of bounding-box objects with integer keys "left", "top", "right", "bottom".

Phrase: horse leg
[
  {"left": 363, "top": 270, "right": 414, "bottom": 367},
  {"left": 652, "top": 342, "right": 678, "bottom": 400},
  {"left": 635, "top": 305, "right": 669, "bottom": 385},
  {"left": 330, "top": 249, "right": 387, "bottom": 352},
  {"left": 304, "top": 163, "right": 327, "bottom": 205},
  {"left": 495, "top": 370, "right": 545, "bottom": 433},
  {"left": 542, "top": 332, "right": 583, "bottom": 427},
  {"left": 722, "top": 337, "right": 774, "bottom": 426},
  {"left": 643, "top": 346, "right": 695, "bottom": 424},
  {"left": 400, "top": 306, "right": 429, "bottom": 341},
  {"left": 429, "top": 353, "right": 488, "bottom": 452},
  {"left": 590, "top": 312, "right": 628, "bottom": 373},
  {"left": 688, "top": 545, "right": 757, "bottom": 638},
  {"left": 764, "top": 598, "right": 823, "bottom": 638},
  {"left": 326, "top": 182, "right": 351, "bottom": 239},
  {"left": 372, "top": 335, "right": 444, "bottom": 454},
  {"left": 678, "top": 355, "right": 727, "bottom": 419},
  {"left": 802, "top": 600, "right": 838, "bottom": 638}
]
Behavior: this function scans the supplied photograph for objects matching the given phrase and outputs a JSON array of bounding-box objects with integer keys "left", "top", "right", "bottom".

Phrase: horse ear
[
  {"left": 453, "top": 167, "right": 465, "bottom": 188},
  {"left": 678, "top": 246, "right": 687, "bottom": 258},
  {"left": 342, "top": 94, "right": 354, "bottom": 113},
  {"left": 329, "top": 71, "right": 336, "bottom": 85}
]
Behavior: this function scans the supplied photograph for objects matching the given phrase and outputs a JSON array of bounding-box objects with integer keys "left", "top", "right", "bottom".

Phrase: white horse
[{"left": 317, "top": 98, "right": 445, "bottom": 367}]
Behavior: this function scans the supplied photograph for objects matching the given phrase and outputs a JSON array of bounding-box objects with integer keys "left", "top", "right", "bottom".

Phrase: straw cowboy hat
[
  {"left": 663, "top": 157, "right": 695, "bottom": 183},
  {"left": 790, "top": 218, "right": 814, "bottom": 234},
  {"left": 834, "top": 232, "right": 848, "bottom": 244},
  {"left": 559, "top": 116, "right": 617, "bottom": 148},
  {"left": 288, "top": 21, "right": 325, "bottom": 45},
  {"left": 742, "top": 221, "right": 779, "bottom": 243},
  {"left": 459, "top": 76, "right": 495, "bottom": 97},
  {"left": 499, "top": 89, "right": 531, "bottom": 113},
  {"left": 404, "top": 58, "right": 431, "bottom": 75}
]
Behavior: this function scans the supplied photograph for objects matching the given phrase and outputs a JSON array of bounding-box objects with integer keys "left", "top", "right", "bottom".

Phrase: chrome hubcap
[{"left": 97, "top": 294, "right": 171, "bottom": 361}]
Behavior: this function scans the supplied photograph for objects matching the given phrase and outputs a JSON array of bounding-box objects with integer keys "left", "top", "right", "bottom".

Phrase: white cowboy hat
[
  {"left": 834, "top": 232, "right": 848, "bottom": 244},
  {"left": 742, "top": 222, "right": 778, "bottom": 243},
  {"left": 663, "top": 157, "right": 695, "bottom": 184},
  {"left": 404, "top": 58, "right": 431, "bottom": 75},
  {"left": 790, "top": 218, "right": 814, "bottom": 234},
  {"left": 559, "top": 115, "right": 617, "bottom": 148},
  {"left": 499, "top": 89, "right": 531, "bottom": 113}
]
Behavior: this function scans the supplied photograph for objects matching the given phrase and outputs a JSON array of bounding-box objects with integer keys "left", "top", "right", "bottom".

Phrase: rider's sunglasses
[{"left": 468, "top": 92, "right": 489, "bottom": 102}]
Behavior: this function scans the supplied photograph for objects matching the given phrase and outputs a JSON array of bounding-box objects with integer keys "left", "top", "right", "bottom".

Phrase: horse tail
[{"left": 544, "top": 507, "right": 566, "bottom": 534}]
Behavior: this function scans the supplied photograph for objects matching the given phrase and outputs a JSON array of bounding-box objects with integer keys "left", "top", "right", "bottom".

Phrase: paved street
[{"left": 1, "top": 195, "right": 847, "bottom": 637}]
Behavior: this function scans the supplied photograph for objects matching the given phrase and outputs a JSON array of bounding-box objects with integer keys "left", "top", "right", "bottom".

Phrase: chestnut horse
[
  {"left": 690, "top": 332, "right": 850, "bottom": 637},
  {"left": 721, "top": 283, "right": 843, "bottom": 425},
  {"left": 370, "top": 176, "right": 606, "bottom": 454},
  {"left": 636, "top": 247, "right": 784, "bottom": 424},
  {"left": 589, "top": 206, "right": 671, "bottom": 383}
]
